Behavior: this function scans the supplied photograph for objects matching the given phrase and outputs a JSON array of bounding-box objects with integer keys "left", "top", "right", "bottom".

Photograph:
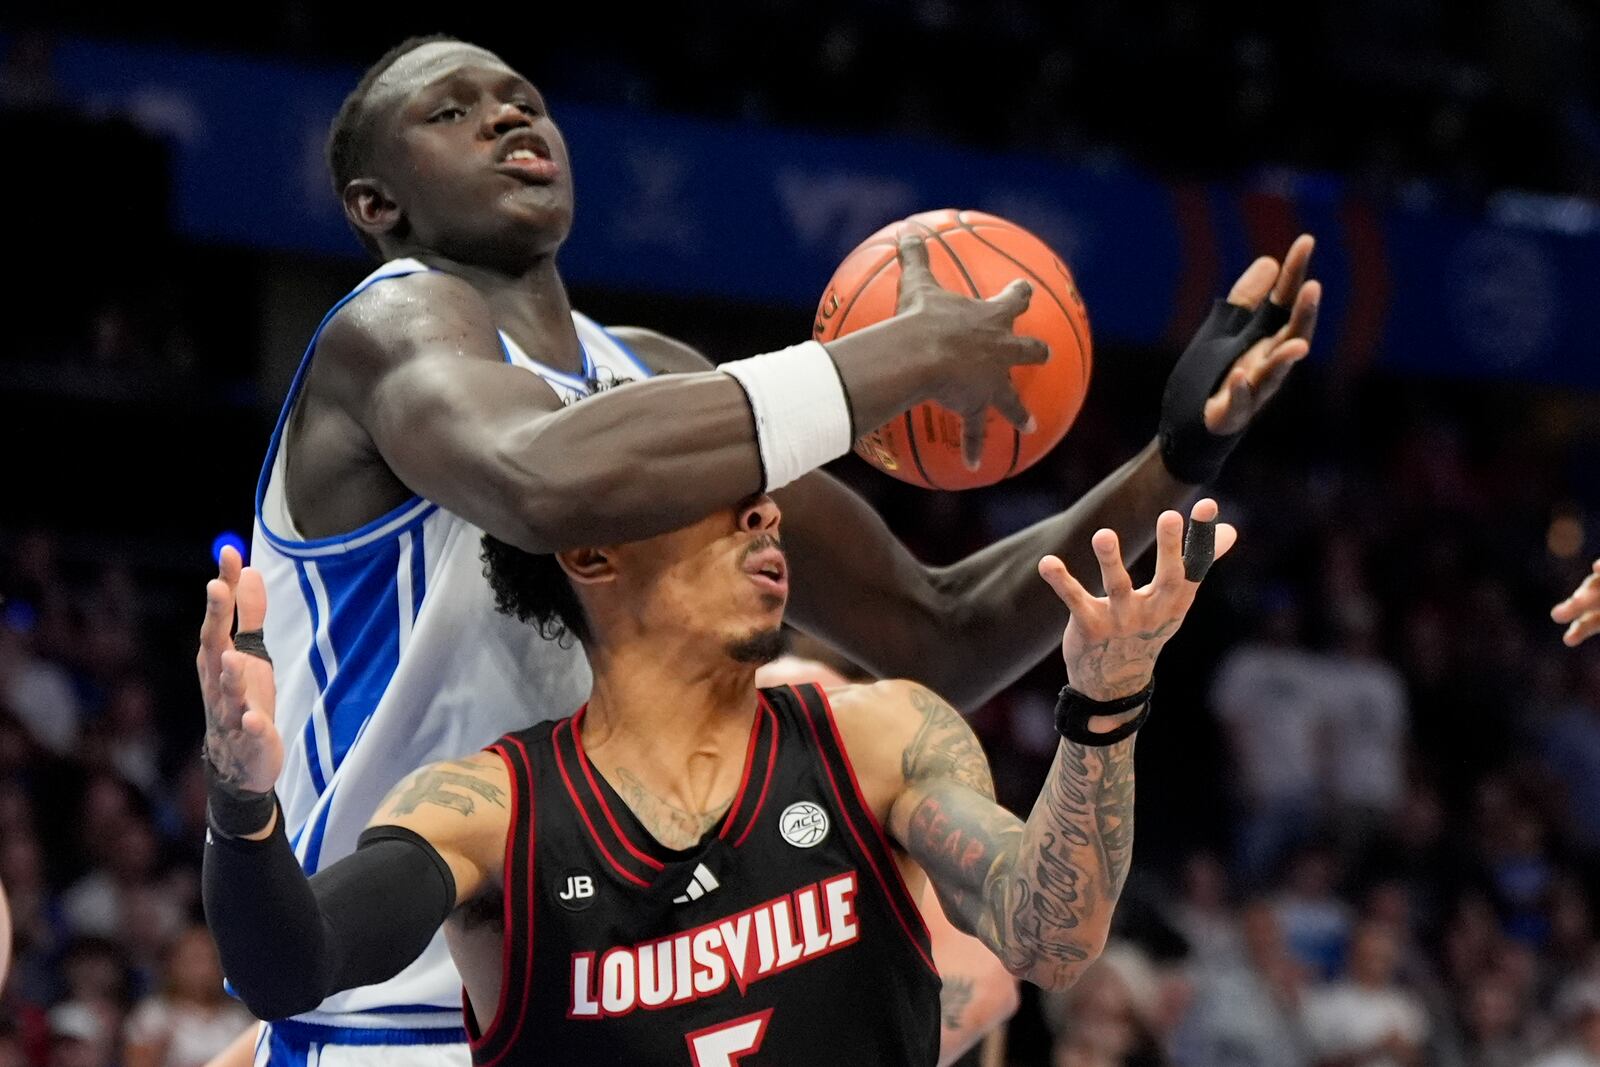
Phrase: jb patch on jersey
[{"left": 468, "top": 684, "right": 941, "bottom": 1066}]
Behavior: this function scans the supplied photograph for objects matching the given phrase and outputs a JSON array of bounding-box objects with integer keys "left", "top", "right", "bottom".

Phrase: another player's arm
[
  {"left": 316, "top": 242, "right": 1043, "bottom": 552},
  {"left": 619, "top": 240, "right": 1316, "bottom": 710},
  {"left": 837, "top": 502, "right": 1233, "bottom": 989},
  {"left": 920, "top": 882, "right": 1020, "bottom": 1066},
  {"left": 197, "top": 550, "right": 507, "bottom": 1020}
]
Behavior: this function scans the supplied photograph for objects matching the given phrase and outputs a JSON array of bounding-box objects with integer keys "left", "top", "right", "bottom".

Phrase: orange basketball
[{"left": 813, "top": 209, "right": 1092, "bottom": 489}]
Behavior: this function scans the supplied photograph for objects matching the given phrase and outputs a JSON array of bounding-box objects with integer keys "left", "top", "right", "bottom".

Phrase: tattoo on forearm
[
  {"left": 940, "top": 976, "right": 975, "bottom": 1031},
  {"left": 389, "top": 762, "right": 507, "bottom": 817},
  {"left": 896, "top": 682, "right": 1137, "bottom": 987}
]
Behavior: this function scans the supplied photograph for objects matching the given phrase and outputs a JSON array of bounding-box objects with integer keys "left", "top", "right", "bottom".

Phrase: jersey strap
[
  {"left": 467, "top": 737, "right": 538, "bottom": 1066},
  {"left": 784, "top": 684, "right": 937, "bottom": 974}
]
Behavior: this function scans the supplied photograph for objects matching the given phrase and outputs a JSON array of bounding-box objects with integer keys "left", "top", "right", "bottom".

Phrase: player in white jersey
[{"left": 211, "top": 32, "right": 1320, "bottom": 1067}]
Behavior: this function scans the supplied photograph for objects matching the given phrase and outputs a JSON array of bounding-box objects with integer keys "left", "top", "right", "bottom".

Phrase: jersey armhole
[
  {"left": 791, "top": 684, "right": 937, "bottom": 974},
  {"left": 467, "top": 739, "right": 536, "bottom": 1064}
]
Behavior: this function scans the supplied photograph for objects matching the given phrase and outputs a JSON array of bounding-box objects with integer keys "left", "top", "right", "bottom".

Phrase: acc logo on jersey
[
  {"left": 779, "top": 801, "right": 829, "bottom": 848},
  {"left": 557, "top": 869, "right": 597, "bottom": 911}
]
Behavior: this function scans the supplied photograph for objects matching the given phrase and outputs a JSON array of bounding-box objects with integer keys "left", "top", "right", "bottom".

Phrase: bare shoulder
[
  {"left": 319, "top": 270, "right": 504, "bottom": 373},
  {"left": 373, "top": 752, "right": 512, "bottom": 853},
  {"left": 606, "top": 326, "right": 715, "bottom": 373},
  {"left": 823, "top": 680, "right": 995, "bottom": 815}
]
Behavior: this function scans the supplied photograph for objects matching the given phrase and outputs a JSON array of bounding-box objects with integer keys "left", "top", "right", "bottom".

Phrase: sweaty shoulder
[
  {"left": 606, "top": 326, "right": 714, "bottom": 374},
  {"left": 317, "top": 270, "right": 507, "bottom": 380}
]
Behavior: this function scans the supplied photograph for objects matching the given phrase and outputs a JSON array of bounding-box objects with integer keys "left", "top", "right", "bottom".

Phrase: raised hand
[
  {"left": 1552, "top": 558, "right": 1600, "bottom": 646},
  {"left": 196, "top": 546, "right": 282, "bottom": 794},
  {"left": 1202, "top": 235, "right": 1321, "bottom": 435},
  {"left": 1037, "top": 499, "right": 1237, "bottom": 699},
  {"left": 894, "top": 234, "right": 1049, "bottom": 469}
]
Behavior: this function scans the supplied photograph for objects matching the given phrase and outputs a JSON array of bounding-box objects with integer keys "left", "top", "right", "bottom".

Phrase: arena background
[{"left": 3, "top": 3, "right": 1600, "bottom": 1065}]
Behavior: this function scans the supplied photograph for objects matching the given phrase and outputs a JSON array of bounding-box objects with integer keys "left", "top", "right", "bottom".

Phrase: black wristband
[
  {"left": 1055, "top": 681, "right": 1153, "bottom": 746},
  {"left": 203, "top": 753, "right": 277, "bottom": 840}
]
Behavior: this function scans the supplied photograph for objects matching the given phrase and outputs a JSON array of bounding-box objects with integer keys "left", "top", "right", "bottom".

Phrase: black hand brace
[{"left": 1158, "top": 298, "right": 1289, "bottom": 485}]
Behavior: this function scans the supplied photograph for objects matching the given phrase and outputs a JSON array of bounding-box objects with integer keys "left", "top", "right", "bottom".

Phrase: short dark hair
[
  {"left": 325, "top": 34, "right": 462, "bottom": 257},
  {"left": 480, "top": 534, "right": 591, "bottom": 646}
]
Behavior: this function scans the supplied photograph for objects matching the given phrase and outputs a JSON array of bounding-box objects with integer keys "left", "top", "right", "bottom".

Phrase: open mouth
[
  {"left": 495, "top": 135, "right": 559, "bottom": 182},
  {"left": 743, "top": 548, "right": 788, "bottom": 595}
]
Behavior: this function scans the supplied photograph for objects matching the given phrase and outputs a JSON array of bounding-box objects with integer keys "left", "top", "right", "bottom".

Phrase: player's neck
[
  {"left": 581, "top": 645, "right": 760, "bottom": 805},
  {"left": 412, "top": 250, "right": 587, "bottom": 377}
]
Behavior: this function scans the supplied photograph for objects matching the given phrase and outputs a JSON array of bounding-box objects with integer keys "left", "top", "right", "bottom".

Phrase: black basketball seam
[
  {"left": 830, "top": 243, "right": 901, "bottom": 340},
  {"left": 956, "top": 214, "right": 1089, "bottom": 475}
]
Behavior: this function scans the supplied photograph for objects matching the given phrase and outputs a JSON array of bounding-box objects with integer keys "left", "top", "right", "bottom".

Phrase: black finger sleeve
[
  {"left": 1159, "top": 299, "right": 1278, "bottom": 485},
  {"left": 1183, "top": 517, "right": 1217, "bottom": 582},
  {"left": 203, "top": 818, "right": 456, "bottom": 1021}
]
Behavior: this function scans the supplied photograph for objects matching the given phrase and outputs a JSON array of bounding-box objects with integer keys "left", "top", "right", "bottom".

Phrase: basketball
[{"left": 813, "top": 209, "right": 1093, "bottom": 490}]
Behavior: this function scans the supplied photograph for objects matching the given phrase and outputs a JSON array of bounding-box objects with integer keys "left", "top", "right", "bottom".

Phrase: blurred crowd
[
  {"left": 7, "top": 0, "right": 1600, "bottom": 202},
  {"left": 2, "top": 361, "right": 1600, "bottom": 1067}
]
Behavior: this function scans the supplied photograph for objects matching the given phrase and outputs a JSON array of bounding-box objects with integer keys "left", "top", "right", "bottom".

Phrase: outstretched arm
[
  {"left": 783, "top": 242, "right": 1310, "bottom": 708},
  {"left": 842, "top": 500, "right": 1234, "bottom": 988},
  {"left": 314, "top": 239, "right": 1042, "bottom": 552},
  {"left": 196, "top": 549, "right": 506, "bottom": 1019}
]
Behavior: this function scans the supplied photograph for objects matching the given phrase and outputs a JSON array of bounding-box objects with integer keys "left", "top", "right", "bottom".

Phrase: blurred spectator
[
  {"left": 1173, "top": 900, "right": 1311, "bottom": 1067},
  {"left": 124, "top": 926, "right": 254, "bottom": 1067},
  {"left": 1528, "top": 979, "right": 1600, "bottom": 1067},
  {"left": 1451, "top": 972, "right": 1534, "bottom": 1067},
  {"left": 1301, "top": 922, "right": 1429, "bottom": 1067},
  {"left": 1319, "top": 601, "right": 1410, "bottom": 840},
  {"left": 1534, "top": 647, "right": 1600, "bottom": 851},
  {"left": 0, "top": 605, "right": 82, "bottom": 756},
  {"left": 1211, "top": 594, "right": 1325, "bottom": 885},
  {"left": 1273, "top": 844, "right": 1355, "bottom": 980},
  {"left": 1168, "top": 852, "right": 1243, "bottom": 972},
  {"left": 61, "top": 814, "right": 185, "bottom": 951},
  {"left": 1044, "top": 942, "right": 1168, "bottom": 1067}
]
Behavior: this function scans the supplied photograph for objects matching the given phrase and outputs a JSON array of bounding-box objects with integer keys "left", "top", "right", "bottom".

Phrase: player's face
[
  {"left": 367, "top": 43, "right": 574, "bottom": 261},
  {"left": 609, "top": 496, "right": 788, "bottom": 664}
]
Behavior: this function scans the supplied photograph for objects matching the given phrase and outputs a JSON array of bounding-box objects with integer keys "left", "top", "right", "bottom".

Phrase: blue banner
[{"left": 41, "top": 36, "right": 1600, "bottom": 387}]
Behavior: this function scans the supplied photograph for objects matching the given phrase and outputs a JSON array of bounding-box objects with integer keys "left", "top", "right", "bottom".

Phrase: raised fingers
[
  {"left": 235, "top": 567, "right": 268, "bottom": 633},
  {"left": 1151, "top": 510, "right": 1188, "bottom": 587},
  {"left": 1563, "top": 611, "right": 1600, "bottom": 647},
  {"left": 1270, "top": 235, "right": 1316, "bottom": 308},
  {"left": 1092, "top": 528, "right": 1135, "bottom": 599},
  {"left": 1038, "top": 554, "right": 1096, "bottom": 615},
  {"left": 1227, "top": 256, "right": 1279, "bottom": 310}
]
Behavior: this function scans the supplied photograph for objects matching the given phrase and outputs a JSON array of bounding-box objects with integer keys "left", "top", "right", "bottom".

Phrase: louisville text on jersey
[{"left": 567, "top": 872, "right": 860, "bottom": 1019}]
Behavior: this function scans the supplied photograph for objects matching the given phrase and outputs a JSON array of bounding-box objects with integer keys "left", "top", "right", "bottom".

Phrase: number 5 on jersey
[{"left": 686, "top": 1009, "right": 773, "bottom": 1066}]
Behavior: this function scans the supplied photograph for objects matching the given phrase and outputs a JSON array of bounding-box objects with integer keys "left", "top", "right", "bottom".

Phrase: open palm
[{"left": 196, "top": 545, "right": 282, "bottom": 794}]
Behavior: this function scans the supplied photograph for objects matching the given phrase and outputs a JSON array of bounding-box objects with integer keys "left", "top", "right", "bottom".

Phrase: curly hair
[
  {"left": 325, "top": 34, "right": 462, "bottom": 257},
  {"left": 480, "top": 533, "right": 591, "bottom": 646}
]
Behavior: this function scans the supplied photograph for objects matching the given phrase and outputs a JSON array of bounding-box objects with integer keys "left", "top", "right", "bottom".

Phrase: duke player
[
  {"left": 224, "top": 31, "right": 1319, "bottom": 1067},
  {"left": 200, "top": 495, "right": 1236, "bottom": 1065}
]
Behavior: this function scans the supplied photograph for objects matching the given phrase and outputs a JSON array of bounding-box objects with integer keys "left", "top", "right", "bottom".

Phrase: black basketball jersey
[{"left": 466, "top": 683, "right": 941, "bottom": 1066}]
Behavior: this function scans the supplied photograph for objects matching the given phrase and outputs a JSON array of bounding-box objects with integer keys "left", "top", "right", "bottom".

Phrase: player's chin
[{"left": 725, "top": 626, "right": 786, "bottom": 666}]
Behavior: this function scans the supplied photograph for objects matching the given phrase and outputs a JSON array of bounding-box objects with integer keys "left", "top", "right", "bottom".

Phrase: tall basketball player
[
  {"left": 200, "top": 497, "right": 1235, "bottom": 1065},
  {"left": 230, "top": 31, "right": 1318, "bottom": 1067}
]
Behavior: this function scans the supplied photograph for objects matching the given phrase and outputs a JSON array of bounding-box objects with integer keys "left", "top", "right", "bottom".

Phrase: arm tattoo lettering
[
  {"left": 388, "top": 762, "right": 508, "bottom": 818},
  {"left": 894, "top": 684, "right": 1137, "bottom": 988}
]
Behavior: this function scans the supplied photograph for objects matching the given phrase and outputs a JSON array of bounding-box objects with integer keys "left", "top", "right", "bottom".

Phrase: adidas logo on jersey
[
  {"left": 672, "top": 863, "right": 721, "bottom": 904},
  {"left": 569, "top": 871, "right": 860, "bottom": 1019}
]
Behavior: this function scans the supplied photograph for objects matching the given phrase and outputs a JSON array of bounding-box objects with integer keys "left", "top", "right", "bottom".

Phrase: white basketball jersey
[{"left": 250, "top": 258, "right": 653, "bottom": 1034}]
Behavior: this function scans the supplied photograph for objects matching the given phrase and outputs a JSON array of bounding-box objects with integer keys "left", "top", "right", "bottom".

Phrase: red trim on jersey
[
  {"left": 732, "top": 701, "right": 780, "bottom": 848},
  {"left": 716, "top": 699, "right": 767, "bottom": 841},
  {"left": 811, "top": 684, "right": 933, "bottom": 945},
  {"left": 570, "top": 707, "right": 666, "bottom": 872},
  {"left": 684, "top": 1007, "right": 774, "bottom": 1067},
  {"left": 552, "top": 719, "right": 652, "bottom": 889},
  {"left": 792, "top": 686, "right": 937, "bottom": 974},
  {"left": 468, "top": 739, "right": 537, "bottom": 1065}
]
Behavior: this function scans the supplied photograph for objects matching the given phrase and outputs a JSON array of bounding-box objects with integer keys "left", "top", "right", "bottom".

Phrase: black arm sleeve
[{"left": 202, "top": 811, "right": 457, "bottom": 1021}]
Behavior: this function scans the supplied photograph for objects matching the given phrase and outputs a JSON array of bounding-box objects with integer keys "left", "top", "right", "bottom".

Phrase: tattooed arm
[{"left": 835, "top": 500, "right": 1234, "bottom": 990}]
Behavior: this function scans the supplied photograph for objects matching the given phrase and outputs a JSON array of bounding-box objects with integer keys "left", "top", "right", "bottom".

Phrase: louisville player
[
  {"left": 228, "top": 30, "right": 1317, "bottom": 1067},
  {"left": 198, "top": 492, "right": 1234, "bottom": 1065}
]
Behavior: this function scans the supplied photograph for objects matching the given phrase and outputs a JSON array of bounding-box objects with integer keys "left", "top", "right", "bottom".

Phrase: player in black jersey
[{"left": 199, "top": 494, "right": 1235, "bottom": 1065}]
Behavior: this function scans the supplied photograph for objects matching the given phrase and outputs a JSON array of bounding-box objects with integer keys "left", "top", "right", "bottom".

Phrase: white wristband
[{"left": 720, "top": 341, "right": 855, "bottom": 491}]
